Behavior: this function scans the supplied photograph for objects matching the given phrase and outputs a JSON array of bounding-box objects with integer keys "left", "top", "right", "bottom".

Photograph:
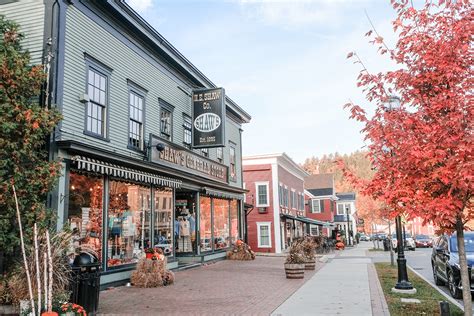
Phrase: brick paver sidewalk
[{"left": 98, "top": 256, "right": 322, "bottom": 315}]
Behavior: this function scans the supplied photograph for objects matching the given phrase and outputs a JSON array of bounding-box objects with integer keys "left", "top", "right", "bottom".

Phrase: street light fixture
[{"left": 385, "top": 96, "right": 415, "bottom": 292}]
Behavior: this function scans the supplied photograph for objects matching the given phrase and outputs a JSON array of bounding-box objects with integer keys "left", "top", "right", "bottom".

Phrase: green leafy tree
[{"left": 0, "top": 16, "right": 62, "bottom": 272}]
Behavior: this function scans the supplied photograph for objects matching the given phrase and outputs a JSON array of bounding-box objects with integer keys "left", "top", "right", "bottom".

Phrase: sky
[{"left": 127, "top": 0, "right": 399, "bottom": 163}]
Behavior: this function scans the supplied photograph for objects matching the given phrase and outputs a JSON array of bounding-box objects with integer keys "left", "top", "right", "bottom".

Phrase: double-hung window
[
  {"left": 216, "top": 147, "right": 223, "bottom": 163},
  {"left": 279, "top": 184, "right": 283, "bottom": 206},
  {"left": 183, "top": 114, "right": 192, "bottom": 149},
  {"left": 85, "top": 67, "right": 108, "bottom": 138},
  {"left": 338, "top": 203, "right": 351, "bottom": 215},
  {"left": 255, "top": 182, "right": 269, "bottom": 207},
  {"left": 257, "top": 222, "right": 271, "bottom": 248},
  {"left": 311, "top": 199, "right": 322, "bottom": 213},
  {"left": 291, "top": 190, "right": 296, "bottom": 209},
  {"left": 128, "top": 86, "right": 145, "bottom": 150},
  {"left": 159, "top": 99, "right": 173, "bottom": 140},
  {"left": 229, "top": 146, "right": 236, "bottom": 181}
]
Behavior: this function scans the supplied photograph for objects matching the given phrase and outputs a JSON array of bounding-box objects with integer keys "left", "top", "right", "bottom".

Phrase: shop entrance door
[{"left": 175, "top": 190, "right": 197, "bottom": 255}]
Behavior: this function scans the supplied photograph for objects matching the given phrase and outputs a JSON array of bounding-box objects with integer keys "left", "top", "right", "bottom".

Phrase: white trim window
[
  {"left": 337, "top": 203, "right": 351, "bottom": 215},
  {"left": 257, "top": 222, "right": 272, "bottom": 248},
  {"left": 299, "top": 193, "right": 304, "bottom": 211},
  {"left": 290, "top": 190, "right": 296, "bottom": 209},
  {"left": 279, "top": 184, "right": 283, "bottom": 206},
  {"left": 311, "top": 199, "right": 322, "bottom": 213},
  {"left": 255, "top": 182, "right": 270, "bottom": 207}
]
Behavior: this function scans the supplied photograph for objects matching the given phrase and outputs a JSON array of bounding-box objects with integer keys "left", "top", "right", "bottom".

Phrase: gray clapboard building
[{"left": 1, "top": 0, "right": 251, "bottom": 286}]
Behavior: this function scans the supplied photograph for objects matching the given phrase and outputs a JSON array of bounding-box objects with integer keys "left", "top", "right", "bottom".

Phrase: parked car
[
  {"left": 414, "top": 234, "right": 433, "bottom": 248},
  {"left": 391, "top": 233, "right": 416, "bottom": 251},
  {"left": 431, "top": 232, "right": 474, "bottom": 299},
  {"left": 360, "top": 234, "right": 370, "bottom": 242}
]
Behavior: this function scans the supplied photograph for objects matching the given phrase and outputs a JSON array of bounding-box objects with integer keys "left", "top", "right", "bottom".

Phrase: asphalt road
[
  {"left": 404, "top": 247, "right": 473, "bottom": 311},
  {"left": 362, "top": 241, "right": 473, "bottom": 311}
]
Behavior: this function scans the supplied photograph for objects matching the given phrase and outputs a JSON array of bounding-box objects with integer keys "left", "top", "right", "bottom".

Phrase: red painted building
[
  {"left": 304, "top": 174, "right": 337, "bottom": 237},
  {"left": 243, "top": 153, "right": 315, "bottom": 253}
]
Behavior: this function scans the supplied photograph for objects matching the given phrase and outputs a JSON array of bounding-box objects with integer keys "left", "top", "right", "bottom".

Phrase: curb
[{"left": 407, "top": 265, "right": 464, "bottom": 312}]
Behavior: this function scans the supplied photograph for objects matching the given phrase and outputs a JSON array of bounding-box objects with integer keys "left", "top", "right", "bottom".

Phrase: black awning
[
  {"left": 72, "top": 155, "right": 182, "bottom": 188},
  {"left": 280, "top": 214, "right": 328, "bottom": 226}
]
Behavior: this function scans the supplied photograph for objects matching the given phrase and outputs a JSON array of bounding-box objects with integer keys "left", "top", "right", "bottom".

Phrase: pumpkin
[
  {"left": 236, "top": 239, "right": 243, "bottom": 246},
  {"left": 42, "top": 312, "right": 59, "bottom": 316}
]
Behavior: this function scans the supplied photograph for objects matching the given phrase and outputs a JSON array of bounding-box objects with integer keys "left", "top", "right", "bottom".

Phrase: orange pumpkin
[
  {"left": 42, "top": 312, "right": 58, "bottom": 316},
  {"left": 236, "top": 239, "right": 243, "bottom": 246}
]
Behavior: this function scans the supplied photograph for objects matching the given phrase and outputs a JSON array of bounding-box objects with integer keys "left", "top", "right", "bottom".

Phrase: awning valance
[
  {"left": 281, "top": 214, "right": 331, "bottom": 227},
  {"left": 71, "top": 156, "right": 182, "bottom": 188},
  {"left": 202, "top": 187, "right": 244, "bottom": 200}
]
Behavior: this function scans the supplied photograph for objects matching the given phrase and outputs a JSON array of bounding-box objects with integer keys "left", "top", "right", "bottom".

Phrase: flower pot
[
  {"left": 304, "top": 259, "right": 316, "bottom": 270},
  {"left": 42, "top": 312, "right": 58, "bottom": 316},
  {"left": 146, "top": 252, "right": 154, "bottom": 259},
  {"left": 284, "top": 263, "right": 305, "bottom": 279}
]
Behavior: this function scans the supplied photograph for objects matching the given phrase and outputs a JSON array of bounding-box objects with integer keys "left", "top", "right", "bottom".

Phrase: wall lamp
[{"left": 144, "top": 142, "right": 166, "bottom": 159}]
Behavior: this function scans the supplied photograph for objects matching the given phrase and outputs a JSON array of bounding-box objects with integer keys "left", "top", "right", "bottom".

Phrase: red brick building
[{"left": 243, "top": 153, "right": 320, "bottom": 253}]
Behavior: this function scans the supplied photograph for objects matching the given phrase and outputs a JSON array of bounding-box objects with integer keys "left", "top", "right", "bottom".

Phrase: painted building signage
[
  {"left": 150, "top": 135, "right": 228, "bottom": 183},
  {"left": 192, "top": 88, "right": 225, "bottom": 148}
]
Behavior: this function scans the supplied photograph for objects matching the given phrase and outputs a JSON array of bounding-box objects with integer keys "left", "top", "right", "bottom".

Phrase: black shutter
[{"left": 320, "top": 200, "right": 325, "bottom": 212}]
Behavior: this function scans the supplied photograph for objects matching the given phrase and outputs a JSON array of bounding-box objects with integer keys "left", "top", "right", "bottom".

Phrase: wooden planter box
[
  {"left": 304, "top": 259, "right": 316, "bottom": 270},
  {"left": 284, "top": 263, "right": 305, "bottom": 279}
]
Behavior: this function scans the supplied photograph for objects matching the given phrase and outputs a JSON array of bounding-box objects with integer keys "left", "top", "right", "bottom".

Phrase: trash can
[
  {"left": 70, "top": 253, "right": 101, "bottom": 316},
  {"left": 383, "top": 238, "right": 389, "bottom": 251}
]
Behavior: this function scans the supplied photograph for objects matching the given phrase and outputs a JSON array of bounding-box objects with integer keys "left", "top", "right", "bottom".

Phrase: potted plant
[
  {"left": 302, "top": 237, "right": 317, "bottom": 270},
  {"left": 284, "top": 240, "right": 305, "bottom": 279},
  {"left": 144, "top": 248, "right": 156, "bottom": 259},
  {"left": 59, "top": 302, "right": 86, "bottom": 316}
]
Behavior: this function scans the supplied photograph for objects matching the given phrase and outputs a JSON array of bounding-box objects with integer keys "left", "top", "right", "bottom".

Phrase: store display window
[
  {"left": 107, "top": 180, "right": 151, "bottom": 267},
  {"left": 154, "top": 188, "right": 173, "bottom": 256},
  {"left": 199, "top": 196, "right": 212, "bottom": 252},
  {"left": 213, "top": 199, "right": 230, "bottom": 250},
  {"left": 67, "top": 171, "right": 103, "bottom": 261},
  {"left": 230, "top": 200, "right": 239, "bottom": 244}
]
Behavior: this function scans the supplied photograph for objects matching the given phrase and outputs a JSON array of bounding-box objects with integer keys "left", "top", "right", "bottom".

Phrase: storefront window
[
  {"left": 230, "top": 200, "right": 239, "bottom": 244},
  {"left": 199, "top": 196, "right": 212, "bottom": 252},
  {"left": 67, "top": 172, "right": 103, "bottom": 261},
  {"left": 153, "top": 188, "right": 173, "bottom": 256},
  {"left": 107, "top": 180, "right": 151, "bottom": 268},
  {"left": 213, "top": 199, "right": 230, "bottom": 250}
]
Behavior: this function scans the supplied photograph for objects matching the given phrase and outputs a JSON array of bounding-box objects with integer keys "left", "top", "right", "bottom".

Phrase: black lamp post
[
  {"left": 386, "top": 96, "right": 413, "bottom": 291},
  {"left": 346, "top": 206, "right": 351, "bottom": 246}
]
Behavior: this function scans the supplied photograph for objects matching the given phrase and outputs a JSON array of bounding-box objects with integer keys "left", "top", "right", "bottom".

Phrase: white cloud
[
  {"left": 238, "top": 0, "right": 370, "bottom": 29},
  {"left": 127, "top": 0, "right": 153, "bottom": 13}
]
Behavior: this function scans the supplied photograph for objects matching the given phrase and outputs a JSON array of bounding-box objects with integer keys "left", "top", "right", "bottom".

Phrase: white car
[{"left": 391, "top": 233, "right": 416, "bottom": 251}]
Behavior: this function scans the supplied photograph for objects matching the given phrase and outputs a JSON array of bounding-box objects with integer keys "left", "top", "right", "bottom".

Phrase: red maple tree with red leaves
[{"left": 342, "top": 0, "right": 473, "bottom": 311}]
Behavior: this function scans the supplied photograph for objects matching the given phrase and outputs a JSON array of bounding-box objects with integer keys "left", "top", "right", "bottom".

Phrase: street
[
  {"left": 404, "top": 248, "right": 474, "bottom": 311},
  {"left": 366, "top": 242, "right": 473, "bottom": 312}
]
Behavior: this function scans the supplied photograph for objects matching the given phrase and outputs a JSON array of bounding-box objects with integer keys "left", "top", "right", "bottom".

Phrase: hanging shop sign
[
  {"left": 150, "top": 135, "right": 228, "bottom": 183},
  {"left": 192, "top": 87, "right": 226, "bottom": 148}
]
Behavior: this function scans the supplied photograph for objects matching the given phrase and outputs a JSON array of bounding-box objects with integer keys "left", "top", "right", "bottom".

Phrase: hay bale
[
  {"left": 130, "top": 258, "right": 173, "bottom": 288},
  {"left": 163, "top": 270, "right": 175, "bottom": 286}
]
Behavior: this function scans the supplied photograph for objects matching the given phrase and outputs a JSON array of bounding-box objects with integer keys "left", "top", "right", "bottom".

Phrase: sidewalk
[
  {"left": 272, "top": 243, "right": 389, "bottom": 316},
  {"left": 98, "top": 256, "right": 322, "bottom": 315}
]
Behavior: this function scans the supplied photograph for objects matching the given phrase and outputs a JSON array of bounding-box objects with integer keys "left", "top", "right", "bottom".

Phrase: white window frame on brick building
[
  {"left": 257, "top": 222, "right": 272, "bottom": 248},
  {"left": 255, "top": 181, "right": 269, "bottom": 207}
]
